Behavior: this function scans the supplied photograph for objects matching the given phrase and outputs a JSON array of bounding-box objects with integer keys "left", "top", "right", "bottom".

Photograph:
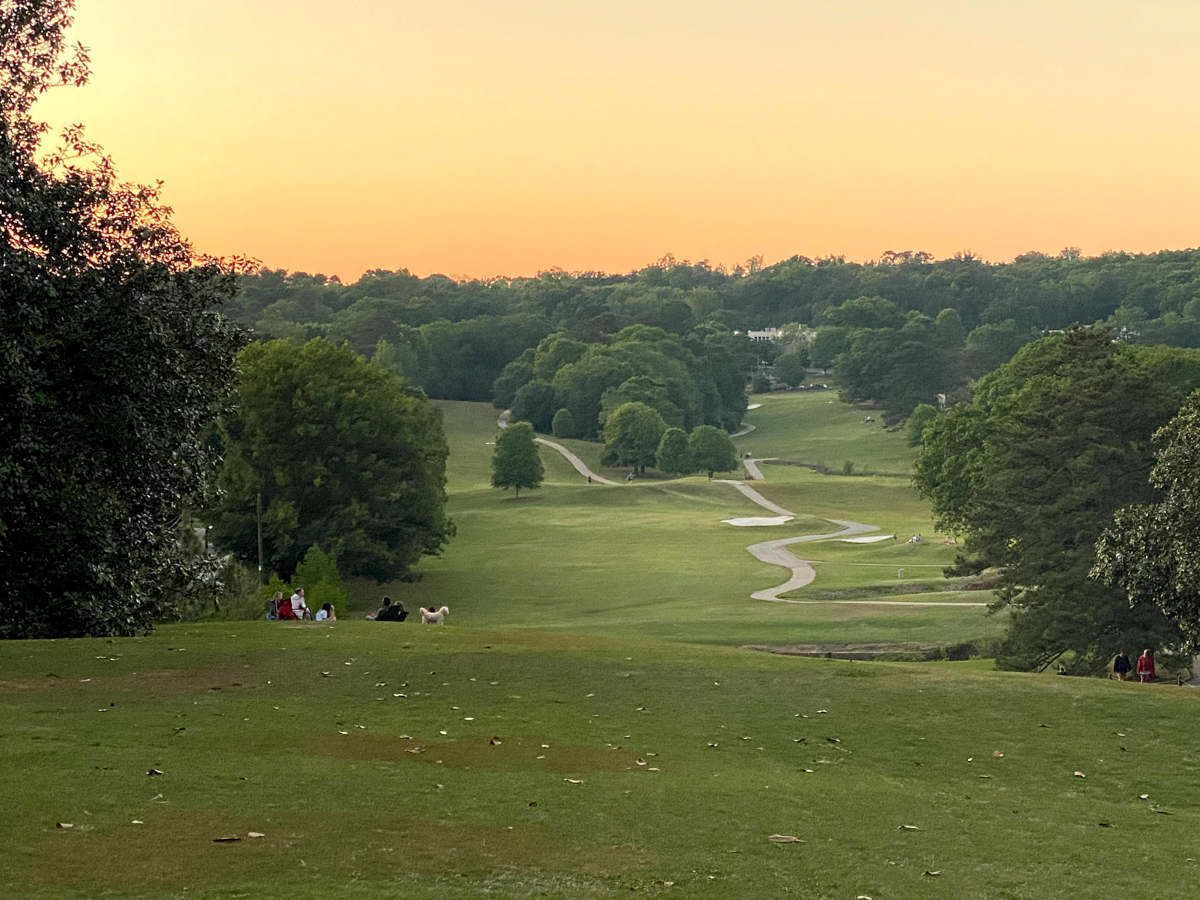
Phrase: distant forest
[{"left": 226, "top": 248, "right": 1200, "bottom": 427}]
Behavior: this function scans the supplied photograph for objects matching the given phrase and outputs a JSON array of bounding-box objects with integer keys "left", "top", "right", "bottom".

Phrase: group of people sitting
[
  {"left": 266, "top": 588, "right": 336, "bottom": 622},
  {"left": 266, "top": 590, "right": 447, "bottom": 624}
]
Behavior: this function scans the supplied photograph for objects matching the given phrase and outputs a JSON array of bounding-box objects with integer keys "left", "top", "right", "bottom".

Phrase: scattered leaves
[
  {"left": 768, "top": 834, "right": 804, "bottom": 843},
  {"left": 564, "top": 778, "right": 583, "bottom": 784},
  {"left": 898, "top": 825, "right": 920, "bottom": 831}
]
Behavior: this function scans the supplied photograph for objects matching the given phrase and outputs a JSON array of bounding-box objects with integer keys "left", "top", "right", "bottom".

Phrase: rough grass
[{"left": 5, "top": 624, "right": 1200, "bottom": 899}]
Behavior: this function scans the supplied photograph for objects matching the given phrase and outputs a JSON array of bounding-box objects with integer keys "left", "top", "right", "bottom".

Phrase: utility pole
[{"left": 256, "top": 492, "right": 264, "bottom": 583}]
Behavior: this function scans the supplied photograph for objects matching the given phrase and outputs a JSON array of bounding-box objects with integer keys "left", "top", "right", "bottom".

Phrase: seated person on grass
[
  {"left": 315, "top": 602, "right": 336, "bottom": 622},
  {"left": 366, "top": 596, "right": 407, "bottom": 621}
]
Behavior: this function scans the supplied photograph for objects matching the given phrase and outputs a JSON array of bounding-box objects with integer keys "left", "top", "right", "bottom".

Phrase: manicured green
[{"left": 4, "top": 623, "right": 1199, "bottom": 899}]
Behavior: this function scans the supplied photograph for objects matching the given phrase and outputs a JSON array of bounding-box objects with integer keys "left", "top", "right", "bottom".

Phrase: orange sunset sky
[{"left": 37, "top": 0, "right": 1200, "bottom": 281}]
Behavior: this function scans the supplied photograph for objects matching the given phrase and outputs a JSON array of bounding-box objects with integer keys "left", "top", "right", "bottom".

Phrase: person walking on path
[
  {"left": 1113, "top": 652, "right": 1132, "bottom": 681},
  {"left": 1136, "top": 649, "right": 1156, "bottom": 683}
]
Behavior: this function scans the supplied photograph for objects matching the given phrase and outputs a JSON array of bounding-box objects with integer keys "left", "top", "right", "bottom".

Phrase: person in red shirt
[{"left": 1136, "top": 649, "right": 1156, "bottom": 683}]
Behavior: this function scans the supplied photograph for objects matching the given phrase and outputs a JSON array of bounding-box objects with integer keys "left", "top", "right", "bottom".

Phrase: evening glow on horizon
[{"left": 37, "top": 0, "right": 1200, "bottom": 281}]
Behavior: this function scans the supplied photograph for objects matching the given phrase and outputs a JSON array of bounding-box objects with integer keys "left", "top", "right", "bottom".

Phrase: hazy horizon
[{"left": 37, "top": 0, "right": 1200, "bottom": 281}]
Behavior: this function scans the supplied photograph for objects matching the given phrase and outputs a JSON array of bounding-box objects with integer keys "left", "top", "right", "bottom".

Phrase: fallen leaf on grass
[
  {"left": 898, "top": 825, "right": 920, "bottom": 831},
  {"left": 527, "top": 801, "right": 537, "bottom": 807},
  {"left": 793, "top": 738, "right": 806, "bottom": 744},
  {"left": 768, "top": 834, "right": 804, "bottom": 843},
  {"left": 978, "top": 775, "right": 993, "bottom": 779},
  {"left": 213, "top": 836, "right": 242, "bottom": 843},
  {"left": 490, "top": 737, "right": 502, "bottom": 745},
  {"left": 1098, "top": 823, "right": 1112, "bottom": 828},
  {"left": 992, "top": 750, "right": 1003, "bottom": 757},
  {"left": 320, "top": 672, "right": 331, "bottom": 677},
  {"left": 338, "top": 731, "right": 349, "bottom": 735},
  {"left": 923, "top": 870, "right": 941, "bottom": 876},
  {"left": 1073, "top": 772, "right": 1086, "bottom": 778},
  {"left": 636, "top": 758, "right": 647, "bottom": 766},
  {"left": 564, "top": 778, "right": 583, "bottom": 784},
  {"left": 56, "top": 823, "right": 73, "bottom": 829},
  {"left": 147, "top": 769, "right": 163, "bottom": 776},
  {"left": 826, "top": 737, "right": 841, "bottom": 744},
  {"left": 1140, "top": 794, "right": 1149, "bottom": 799},
  {"left": 647, "top": 767, "right": 660, "bottom": 772},
  {"left": 247, "top": 832, "right": 265, "bottom": 838}
]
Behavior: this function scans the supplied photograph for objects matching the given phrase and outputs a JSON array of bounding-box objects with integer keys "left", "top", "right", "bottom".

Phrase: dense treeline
[
  {"left": 915, "top": 328, "right": 1200, "bottom": 673},
  {"left": 228, "top": 248, "right": 1200, "bottom": 423}
]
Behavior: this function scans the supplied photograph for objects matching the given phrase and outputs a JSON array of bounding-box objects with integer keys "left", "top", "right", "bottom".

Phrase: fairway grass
[
  {"left": 4, "top": 623, "right": 1199, "bottom": 899},
  {"left": 373, "top": 401, "right": 1001, "bottom": 649}
]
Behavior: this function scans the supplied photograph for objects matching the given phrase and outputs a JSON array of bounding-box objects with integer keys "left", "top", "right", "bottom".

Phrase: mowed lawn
[
  {"left": 374, "top": 402, "right": 1002, "bottom": 648},
  {"left": 738, "top": 390, "right": 917, "bottom": 475},
  {"left": 4, "top": 623, "right": 1199, "bottom": 899}
]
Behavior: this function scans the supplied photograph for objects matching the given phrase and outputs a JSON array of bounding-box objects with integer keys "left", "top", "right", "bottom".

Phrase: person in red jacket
[{"left": 1136, "top": 649, "right": 1156, "bottom": 683}]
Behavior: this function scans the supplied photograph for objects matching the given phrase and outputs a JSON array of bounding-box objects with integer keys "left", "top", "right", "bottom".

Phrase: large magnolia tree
[{"left": 0, "top": 1, "right": 245, "bottom": 638}]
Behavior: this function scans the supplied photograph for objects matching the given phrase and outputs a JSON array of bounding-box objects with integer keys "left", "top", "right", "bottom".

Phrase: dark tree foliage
[
  {"left": 229, "top": 248, "right": 1200, "bottom": 423},
  {"left": 656, "top": 427, "right": 692, "bottom": 475},
  {"left": 688, "top": 425, "right": 739, "bottom": 479},
  {"left": 914, "top": 329, "right": 1200, "bottom": 672},
  {"left": 510, "top": 380, "right": 558, "bottom": 433},
  {"left": 0, "top": 1, "right": 245, "bottom": 638},
  {"left": 210, "top": 339, "right": 453, "bottom": 581},
  {"left": 601, "top": 402, "right": 666, "bottom": 471},
  {"left": 1093, "top": 391, "right": 1200, "bottom": 649}
]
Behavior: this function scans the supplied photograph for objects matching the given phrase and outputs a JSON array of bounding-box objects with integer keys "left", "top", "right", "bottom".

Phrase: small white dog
[{"left": 420, "top": 605, "right": 449, "bottom": 625}]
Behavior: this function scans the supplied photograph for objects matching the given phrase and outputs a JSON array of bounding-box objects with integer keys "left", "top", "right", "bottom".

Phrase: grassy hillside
[
  {"left": 360, "top": 401, "right": 1001, "bottom": 648},
  {"left": 4, "top": 623, "right": 1198, "bottom": 899},
  {"left": 738, "top": 390, "right": 917, "bottom": 474}
]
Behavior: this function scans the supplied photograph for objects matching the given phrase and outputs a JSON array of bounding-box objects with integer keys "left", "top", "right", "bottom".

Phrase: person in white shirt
[
  {"left": 291, "top": 589, "right": 309, "bottom": 620},
  {"left": 315, "top": 602, "right": 335, "bottom": 622}
]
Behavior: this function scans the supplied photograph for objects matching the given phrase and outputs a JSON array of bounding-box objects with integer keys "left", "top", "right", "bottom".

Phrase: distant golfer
[{"left": 1136, "top": 649, "right": 1156, "bottom": 683}]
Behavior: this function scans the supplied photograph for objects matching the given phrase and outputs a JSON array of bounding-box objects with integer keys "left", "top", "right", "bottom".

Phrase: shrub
[{"left": 551, "top": 407, "right": 575, "bottom": 439}]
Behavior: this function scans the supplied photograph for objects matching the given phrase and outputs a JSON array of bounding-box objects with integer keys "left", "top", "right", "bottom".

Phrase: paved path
[
  {"left": 723, "top": 410, "right": 986, "bottom": 606},
  {"left": 731, "top": 422, "right": 756, "bottom": 437},
  {"left": 498, "top": 410, "right": 619, "bottom": 484},
  {"left": 534, "top": 438, "right": 620, "bottom": 485},
  {"left": 714, "top": 480, "right": 793, "bottom": 516},
  {"left": 742, "top": 457, "right": 776, "bottom": 480}
]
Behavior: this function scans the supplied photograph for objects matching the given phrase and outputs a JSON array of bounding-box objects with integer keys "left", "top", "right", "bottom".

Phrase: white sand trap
[
  {"left": 840, "top": 535, "right": 895, "bottom": 543},
  {"left": 747, "top": 403, "right": 762, "bottom": 410},
  {"left": 723, "top": 516, "right": 794, "bottom": 527}
]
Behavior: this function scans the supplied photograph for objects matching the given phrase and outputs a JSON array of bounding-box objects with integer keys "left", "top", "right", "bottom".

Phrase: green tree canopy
[
  {"left": 602, "top": 402, "right": 667, "bottom": 471},
  {"left": 510, "top": 380, "right": 558, "bottom": 432},
  {"left": 772, "top": 350, "right": 809, "bottom": 388},
  {"left": 211, "top": 339, "right": 453, "bottom": 581},
  {"left": 0, "top": 1, "right": 245, "bottom": 638},
  {"left": 906, "top": 403, "right": 940, "bottom": 446},
  {"left": 551, "top": 407, "right": 576, "bottom": 439},
  {"left": 688, "top": 425, "right": 739, "bottom": 479},
  {"left": 656, "top": 427, "right": 693, "bottom": 475},
  {"left": 914, "top": 328, "right": 1200, "bottom": 672},
  {"left": 1093, "top": 390, "right": 1200, "bottom": 648},
  {"left": 491, "top": 420, "right": 544, "bottom": 498}
]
